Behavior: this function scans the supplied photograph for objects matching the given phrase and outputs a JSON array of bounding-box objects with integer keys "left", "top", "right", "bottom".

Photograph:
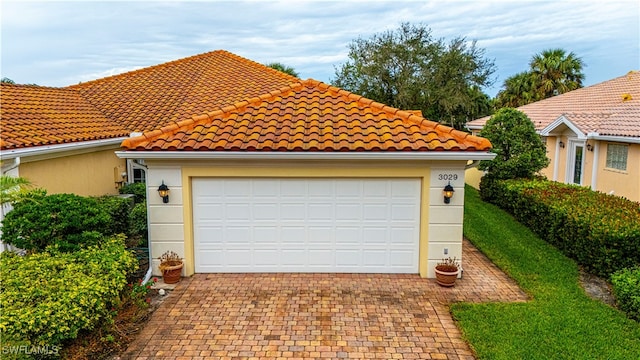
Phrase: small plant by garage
[
  {"left": 158, "top": 251, "right": 183, "bottom": 284},
  {"left": 435, "top": 257, "right": 460, "bottom": 287}
]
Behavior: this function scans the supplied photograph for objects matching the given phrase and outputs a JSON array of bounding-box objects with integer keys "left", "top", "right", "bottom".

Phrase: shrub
[
  {"left": 95, "top": 195, "right": 134, "bottom": 237},
  {"left": 1, "top": 193, "right": 111, "bottom": 252},
  {"left": 119, "top": 182, "right": 147, "bottom": 204},
  {"left": 129, "top": 200, "right": 148, "bottom": 243},
  {"left": 481, "top": 178, "right": 640, "bottom": 278},
  {"left": 0, "top": 235, "right": 138, "bottom": 349},
  {"left": 611, "top": 267, "right": 640, "bottom": 321},
  {"left": 478, "top": 108, "right": 549, "bottom": 180}
]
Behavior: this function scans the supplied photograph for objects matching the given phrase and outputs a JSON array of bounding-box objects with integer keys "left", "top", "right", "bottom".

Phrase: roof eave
[
  {"left": 586, "top": 133, "right": 640, "bottom": 144},
  {"left": 1, "top": 137, "right": 128, "bottom": 160},
  {"left": 115, "top": 151, "right": 497, "bottom": 161}
]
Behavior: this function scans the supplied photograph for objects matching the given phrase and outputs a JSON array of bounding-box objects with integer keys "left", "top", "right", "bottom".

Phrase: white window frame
[
  {"left": 566, "top": 139, "right": 585, "bottom": 185},
  {"left": 126, "top": 159, "right": 147, "bottom": 183},
  {"left": 605, "top": 143, "right": 628, "bottom": 171}
]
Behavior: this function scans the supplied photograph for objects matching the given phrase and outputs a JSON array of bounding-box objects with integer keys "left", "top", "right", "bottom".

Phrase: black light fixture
[
  {"left": 586, "top": 142, "right": 594, "bottom": 151},
  {"left": 559, "top": 141, "right": 565, "bottom": 149},
  {"left": 158, "top": 181, "right": 170, "bottom": 203},
  {"left": 443, "top": 182, "right": 455, "bottom": 204}
]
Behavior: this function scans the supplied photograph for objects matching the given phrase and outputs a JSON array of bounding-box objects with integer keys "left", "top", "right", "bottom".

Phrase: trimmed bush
[
  {"left": 119, "top": 182, "right": 147, "bottom": 204},
  {"left": 0, "top": 235, "right": 138, "bottom": 349},
  {"left": 1, "top": 192, "right": 111, "bottom": 252},
  {"left": 611, "top": 267, "right": 640, "bottom": 321},
  {"left": 129, "top": 200, "right": 148, "bottom": 242},
  {"left": 96, "top": 195, "right": 134, "bottom": 237},
  {"left": 480, "top": 178, "right": 640, "bottom": 278}
]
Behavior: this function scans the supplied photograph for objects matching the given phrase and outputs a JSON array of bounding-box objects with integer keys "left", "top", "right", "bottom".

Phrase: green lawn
[{"left": 452, "top": 185, "right": 640, "bottom": 359}]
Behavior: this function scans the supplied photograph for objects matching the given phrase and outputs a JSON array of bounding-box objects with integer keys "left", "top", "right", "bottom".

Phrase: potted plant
[
  {"left": 435, "top": 257, "right": 460, "bottom": 287},
  {"left": 159, "top": 251, "right": 183, "bottom": 284}
]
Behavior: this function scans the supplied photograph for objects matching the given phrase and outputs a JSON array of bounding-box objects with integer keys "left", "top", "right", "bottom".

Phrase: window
[{"left": 606, "top": 143, "right": 628, "bottom": 171}]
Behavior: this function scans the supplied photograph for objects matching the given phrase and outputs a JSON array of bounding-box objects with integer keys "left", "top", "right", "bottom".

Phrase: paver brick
[{"left": 123, "top": 240, "right": 527, "bottom": 359}]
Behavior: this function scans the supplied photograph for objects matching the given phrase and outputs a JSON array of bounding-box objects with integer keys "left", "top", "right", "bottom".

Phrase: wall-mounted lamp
[
  {"left": 586, "top": 142, "right": 593, "bottom": 152},
  {"left": 559, "top": 141, "right": 565, "bottom": 149},
  {"left": 158, "top": 181, "right": 170, "bottom": 203},
  {"left": 443, "top": 182, "right": 455, "bottom": 204}
]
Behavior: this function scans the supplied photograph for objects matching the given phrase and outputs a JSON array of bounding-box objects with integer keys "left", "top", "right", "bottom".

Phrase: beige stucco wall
[
  {"left": 145, "top": 159, "right": 468, "bottom": 279},
  {"left": 595, "top": 142, "right": 640, "bottom": 202},
  {"left": 18, "top": 146, "right": 125, "bottom": 196}
]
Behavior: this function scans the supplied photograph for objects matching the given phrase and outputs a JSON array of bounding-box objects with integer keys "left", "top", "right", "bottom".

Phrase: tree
[
  {"left": 495, "top": 49, "right": 584, "bottom": 108},
  {"left": 266, "top": 62, "right": 299, "bottom": 77},
  {"left": 0, "top": 175, "right": 32, "bottom": 205},
  {"left": 332, "top": 22, "right": 496, "bottom": 129},
  {"left": 478, "top": 108, "right": 549, "bottom": 180},
  {"left": 495, "top": 72, "right": 537, "bottom": 108},
  {"left": 530, "top": 48, "right": 584, "bottom": 99},
  {"left": 1, "top": 77, "right": 15, "bottom": 84}
]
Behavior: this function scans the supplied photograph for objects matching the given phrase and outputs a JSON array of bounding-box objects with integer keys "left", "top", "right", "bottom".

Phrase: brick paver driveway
[{"left": 124, "top": 240, "right": 527, "bottom": 359}]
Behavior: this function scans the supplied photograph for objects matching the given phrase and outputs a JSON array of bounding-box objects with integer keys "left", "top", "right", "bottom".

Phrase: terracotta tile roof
[
  {"left": 68, "top": 50, "right": 300, "bottom": 133},
  {"left": 0, "top": 84, "right": 128, "bottom": 150},
  {"left": 121, "top": 79, "right": 492, "bottom": 152},
  {"left": 467, "top": 71, "right": 640, "bottom": 137}
]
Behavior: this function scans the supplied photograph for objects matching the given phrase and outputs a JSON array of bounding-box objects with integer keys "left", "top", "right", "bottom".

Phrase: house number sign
[{"left": 437, "top": 173, "right": 458, "bottom": 181}]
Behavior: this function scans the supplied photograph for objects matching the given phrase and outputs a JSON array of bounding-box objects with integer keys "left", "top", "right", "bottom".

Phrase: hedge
[
  {"left": 95, "top": 195, "right": 134, "bottom": 237},
  {"left": 480, "top": 177, "right": 640, "bottom": 278},
  {"left": 0, "top": 235, "right": 138, "bottom": 350},
  {"left": 1, "top": 192, "right": 111, "bottom": 252},
  {"left": 1, "top": 192, "right": 147, "bottom": 252},
  {"left": 119, "top": 182, "right": 147, "bottom": 204},
  {"left": 611, "top": 266, "right": 640, "bottom": 321}
]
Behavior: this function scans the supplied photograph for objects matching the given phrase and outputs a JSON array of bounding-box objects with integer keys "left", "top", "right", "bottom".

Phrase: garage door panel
[
  {"left": 335, "top": 204, "right": 360, "bottom": 219},
  {"left": 363, "top": 204, "right": 388, "bottom": 220},
  {"left": 227, "top": 204, "right": 251, "bottom": 219},
  {"left": 363, "top": 181, "right": 388, "bottom": 197},
  {"left": 281, "top": 203, "right": 305, "bottom": 219},
  {"left": 335, "top": 227, "right": 360, "bottom": 243},
  {"left": 226, "top": 227, "right": 251, "bottom": 243},
  {"left": 363, "top": 250, "right": 386, "bottom": 266},
  {"left": 254, "top": 179, "right": 279, "bottom": 193},
  {"left": 254, "top": 250, "right": 278, "bottom": 265},
  {"left": 193, "top": 178, "right": 420, "bottom": 273},
  {"left": 362, "top": 228, "right": 387, "bottom": 244},
  {"left": 309, "top": 181, "right": 333, "bottom": 197},
  {"left": 282, "top": 250, "right": 307, "bottom": 265},
  {"left": 253, "top": 226, "right": 278, "bottom": 244},
  {"left": 391, "top": 204, "right": 419, "bottom": 220},
  {"left": 335, "top": 181, "right": 360, "bottom": 197}
]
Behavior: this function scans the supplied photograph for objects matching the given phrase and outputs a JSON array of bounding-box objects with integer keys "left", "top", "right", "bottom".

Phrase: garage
[
  {"left": 118, "top": 78, "right": 494, "bottom": 278},
  {"left": 192, "top": 178, "right": 420, "bottom": 273}
]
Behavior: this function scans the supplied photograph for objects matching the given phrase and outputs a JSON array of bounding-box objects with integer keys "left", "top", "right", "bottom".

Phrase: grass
[{"left": 451, "top": 185, "right": 640, "bottom": 359}]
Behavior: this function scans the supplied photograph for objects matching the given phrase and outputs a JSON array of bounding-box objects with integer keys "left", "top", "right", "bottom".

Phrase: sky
[{"left": 1, "top": 1, "right": 639, "bottom": 98}]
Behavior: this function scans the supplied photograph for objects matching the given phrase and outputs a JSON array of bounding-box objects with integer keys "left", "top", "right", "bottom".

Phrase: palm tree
[
  {"left": 266, "top": 62, "right": 300, "bottom": 78},
  {"left": 495, "top": 72, "right": 538, "bottom": 108},
  {"left": 0, "top": 175, "right": 33, "bottom": 205},
  {"left": 530, "top": 48, "right": 584, "bottom": 99}
]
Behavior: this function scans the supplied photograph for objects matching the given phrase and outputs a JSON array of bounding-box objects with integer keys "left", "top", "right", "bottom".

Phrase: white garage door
[{"left": 193, "top": 178, "right": 420, "bottom": 273}]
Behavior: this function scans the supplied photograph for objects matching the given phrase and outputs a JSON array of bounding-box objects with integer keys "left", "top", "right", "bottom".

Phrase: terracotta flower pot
[
  {"left": 160, "top": 261, "right": 183, "bottom": 284},
  {"left": 435, "top": 267, "right": 459, "bottom": 287}
]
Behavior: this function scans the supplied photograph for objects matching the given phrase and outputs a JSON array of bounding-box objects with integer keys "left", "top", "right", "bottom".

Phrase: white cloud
[{"left": 1, "top": 0, "right": 638, "bottom": 97}]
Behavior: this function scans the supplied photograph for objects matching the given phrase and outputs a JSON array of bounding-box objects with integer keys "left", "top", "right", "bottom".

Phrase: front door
[{"left": 567, "top": 140, "right": 585, "bottom": 185}]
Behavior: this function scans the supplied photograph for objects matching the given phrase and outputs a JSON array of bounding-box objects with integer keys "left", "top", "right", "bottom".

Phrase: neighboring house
[
  {"left": 1, "top": 50, "right": 495, "bottom": 277},
  {"left": 1, "top": 50, "right": 299, "bottom": 195},
  {"left": 466, "top": 71, "right": 640, "bottom": 202},
  {"left": 1, "top": 85, "right": 129, "bottom": 196}
]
